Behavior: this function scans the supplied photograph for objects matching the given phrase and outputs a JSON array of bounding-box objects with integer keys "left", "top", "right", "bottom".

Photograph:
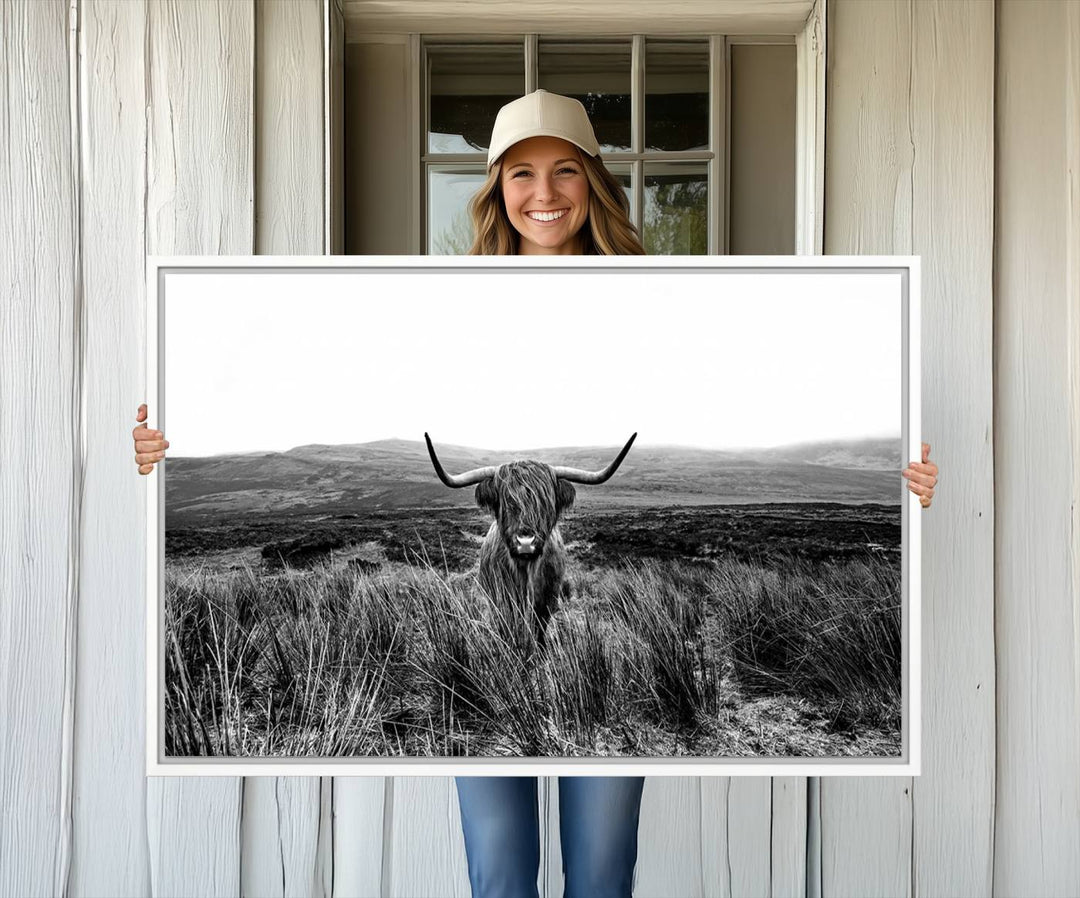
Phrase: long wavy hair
[{"left": 467, "top": 149, "right": 646, "bottom": 255}]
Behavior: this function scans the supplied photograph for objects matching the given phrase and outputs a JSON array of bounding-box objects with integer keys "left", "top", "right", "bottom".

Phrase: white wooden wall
[{"left": 1, "top": 1, "right": 1077, "bottom": 896}]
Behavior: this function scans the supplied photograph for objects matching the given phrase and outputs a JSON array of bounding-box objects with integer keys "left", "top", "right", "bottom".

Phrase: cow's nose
[{"left": 515, "top": 534, "right": 537, "bottom": 553}]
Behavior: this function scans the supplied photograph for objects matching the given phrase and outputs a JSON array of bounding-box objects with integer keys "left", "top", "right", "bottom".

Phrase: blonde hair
[{"left": 467, "top": 151, "right": 646, "bottom": 256}]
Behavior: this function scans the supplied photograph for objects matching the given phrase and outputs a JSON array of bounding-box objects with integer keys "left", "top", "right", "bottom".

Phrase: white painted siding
[
  {"left": 70, "top": 0, "right": 152, "bottom": 894},
  {"left": 2, "top": 2, "right": 1078, "bottom": 897},
  {"left": 994, "top": 0, "right": 1080, "bottom": 891},
  {"left": 0, "top": 2, "right": 78, "bottom": 896},
  {"left": 823, "top": 2, "right": 996, "bottom": 895},
  {"left": 143, "top": 0, "right": 253, "bottom": 890}
]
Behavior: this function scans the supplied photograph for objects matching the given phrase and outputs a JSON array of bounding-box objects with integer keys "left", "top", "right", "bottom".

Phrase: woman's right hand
[{"left": 133, "top": 403, "right": 170, "bottom": 475}]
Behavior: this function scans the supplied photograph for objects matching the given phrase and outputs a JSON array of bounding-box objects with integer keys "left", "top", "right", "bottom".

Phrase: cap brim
[{"left": 487, "top": 130, "right": 599, "bottom": 168}]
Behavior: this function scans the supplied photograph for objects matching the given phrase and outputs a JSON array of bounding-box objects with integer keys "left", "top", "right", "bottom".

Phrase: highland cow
[{"left": 424, "top": 433, "right": 636, "bottom": 647}]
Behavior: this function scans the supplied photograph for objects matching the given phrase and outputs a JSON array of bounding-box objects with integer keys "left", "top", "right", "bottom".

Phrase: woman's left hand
[{"left": 902, "top": 442, "right": 938, "bottom": 509}]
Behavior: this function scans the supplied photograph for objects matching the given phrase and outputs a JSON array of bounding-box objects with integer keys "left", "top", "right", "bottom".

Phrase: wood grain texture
[
  {"left": 770, "top": 777, "right": 808, "bottom": 897},
  {"left": 333, "top": 778, "right": 387, "bottom": 897},
  {"left": 908, "top": 2, "right": 995, "bottom": 895},
  {"left": 386, "top": 778, "right": 470, "bottom": 898},
  {"left": 697, "top": 779, "right": 775, "bottom": 898},
  {"left": 254, "top": 0, "right": 324, "bottom": 256},
  {"left": 243, "top": 2, "right": 328, "bottom": 893},
  {"left": 0, "top": 1, "right": 78, "bottom": 895},
  {"left": 631, "top": 778, "right": 703, "bottom": 897},
  {"left": 342, "top": 0, "right": 814, "bottom": 37},
  {"left": 241, "top": 778, "right": 325, "bottom": 898},
  {"left": 147, "top": 778, "right": 243, "bottom": 897},
  {"left": 69, "top": 1, "right": 153, "bottom": 894},
  {"left": 994, "top": 1, "right": 1080, "bottom": 891},
  {"left": 144, "top": 1, "right": 253, "bottom": 893},
  {"left": 145, "top": 0, "right": 254, "bottom": 257},
  {"left": 822, "top": 2, "right": 914, "bottom": 893}
]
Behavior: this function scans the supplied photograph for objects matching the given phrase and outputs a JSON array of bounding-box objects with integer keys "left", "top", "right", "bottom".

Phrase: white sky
[{"left": 162, "top": 269, "right": 903, "bottom": 456}]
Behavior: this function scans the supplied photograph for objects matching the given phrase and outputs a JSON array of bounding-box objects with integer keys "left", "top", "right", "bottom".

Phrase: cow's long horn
[
  {"left": 553, "top": 433, "right": 637, "bottom": 485},
  {"left": 424, "top": 433, "right": 498, "bottom": 488}
]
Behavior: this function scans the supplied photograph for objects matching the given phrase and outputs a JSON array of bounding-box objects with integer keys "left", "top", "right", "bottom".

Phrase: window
[{"left": 423, "top": 36, "right": 733, "bottom": 256}]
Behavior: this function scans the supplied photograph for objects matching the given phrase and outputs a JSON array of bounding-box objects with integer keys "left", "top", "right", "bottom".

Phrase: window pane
[
  {"left": 604, "top": 163, "right": 634, "bottom": 219},
  {"left": 645, "top": 40, "right": 709, "bottom": 152},
  {"left": 643, "top": 163, "right": 708, "bottom": 255},
  {"left": 427, "top": 44, "right": 524, "bottom": 154},
  {"left": 428, "top": 167, "right": 486, "bottom": 254},
  {"left": 538, "top": 40, "right": 632, "bottom": 153}
]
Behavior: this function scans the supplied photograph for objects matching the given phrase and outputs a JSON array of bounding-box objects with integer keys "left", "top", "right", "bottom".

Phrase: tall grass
[{"left": 163, "top": 548, "right": 901, "bottom": 757}]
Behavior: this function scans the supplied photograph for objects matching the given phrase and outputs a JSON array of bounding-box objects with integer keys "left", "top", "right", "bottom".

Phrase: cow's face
[{"left": 475, "top": 460, "right": 575, "bottom": 560}]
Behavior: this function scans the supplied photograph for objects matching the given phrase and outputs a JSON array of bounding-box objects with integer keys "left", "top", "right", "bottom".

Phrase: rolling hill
[{"left": 164, "top": 437, "right": 904, "bottom": 526}]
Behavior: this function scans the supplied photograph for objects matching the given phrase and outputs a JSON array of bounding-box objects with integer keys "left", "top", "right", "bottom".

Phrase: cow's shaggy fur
[{"left": 473, "top": 460, "right": 576, "bottom": 646}]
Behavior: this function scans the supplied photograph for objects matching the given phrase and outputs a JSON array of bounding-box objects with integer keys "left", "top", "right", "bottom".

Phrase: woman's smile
[{"left": 525, "top": 208, "right": 569, "bottom": 223}]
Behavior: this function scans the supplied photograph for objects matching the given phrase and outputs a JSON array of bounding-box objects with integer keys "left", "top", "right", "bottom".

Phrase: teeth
[{"left": 527, "top": 209, "right": 567, "bottom": 222}]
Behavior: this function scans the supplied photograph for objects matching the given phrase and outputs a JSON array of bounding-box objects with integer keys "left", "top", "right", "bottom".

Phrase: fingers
[
  {"left": 904, "top": 444, "right": 935, "bottom": 508},
  {"left": 902, "top": 467, "right": 936, "bottom": 487},
  {"left": 905, "top": 479, "right": 934, "bottom": 498},
  {"left": 132, "top": 422, "right": 162, "bottom": 439},
  {"left": 134, "top": 404, "right": 167, "bottom": 473}
]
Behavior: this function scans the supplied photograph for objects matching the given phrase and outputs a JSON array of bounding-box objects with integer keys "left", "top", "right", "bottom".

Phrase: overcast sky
[{"left": 161, "top": 269, "right": 903, "bottom": 456}]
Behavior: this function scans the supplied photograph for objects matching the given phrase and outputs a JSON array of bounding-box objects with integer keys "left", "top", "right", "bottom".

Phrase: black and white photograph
[{"left": 151, "top": 260, "right": 917, "bottom": 770}]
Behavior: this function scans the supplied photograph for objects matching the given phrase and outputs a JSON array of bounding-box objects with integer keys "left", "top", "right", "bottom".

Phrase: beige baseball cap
[{"left": 486, "top": 89, "right": 601, "bottom": 169}]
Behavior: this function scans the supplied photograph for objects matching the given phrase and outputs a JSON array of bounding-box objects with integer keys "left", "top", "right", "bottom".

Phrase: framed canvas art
[{"left": 145, "top": 256, "right": 920, "bottom": 776}]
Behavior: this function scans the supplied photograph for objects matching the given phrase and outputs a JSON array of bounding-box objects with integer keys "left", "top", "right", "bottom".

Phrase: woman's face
[{"left": 499, "top": 136, "right": 590, "bottom": 255}]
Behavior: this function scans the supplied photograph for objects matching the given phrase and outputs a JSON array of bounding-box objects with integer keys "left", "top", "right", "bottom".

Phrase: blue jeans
[{"left": 454, "top": 776, "right": 646, "bottom": 898}]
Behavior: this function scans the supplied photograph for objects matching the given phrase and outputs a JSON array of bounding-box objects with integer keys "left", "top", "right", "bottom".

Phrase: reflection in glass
[
  {"left": 645, "top": 40, "right": 709, "bottom": 152},
  {"left": 643, "top": 163, "right": 707, "bottom": 255},
  {"left": 604, "top": 164, "right": 634, "bottom": 218},
  {"left": 538, "top": 40, "right": 632, "bottom": 154},
  {"left": 427, "top": 44, "right": 524, "bottom": 154},
  {"left": 428, "top": 168, "right": 487, "bottom": 254}
]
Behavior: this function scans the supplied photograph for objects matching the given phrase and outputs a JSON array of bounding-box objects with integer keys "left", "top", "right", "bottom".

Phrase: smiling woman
[
  {"left": 465, "top": 89, "right": 645, "bottom": 256},
  {"left": 452, "top": 89, "right": 648, "bottom": 898}
]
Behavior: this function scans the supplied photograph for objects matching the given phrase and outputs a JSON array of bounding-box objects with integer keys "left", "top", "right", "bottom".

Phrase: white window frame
[{"left": 402, "top": 0, "right": 826, "bottom": 256}]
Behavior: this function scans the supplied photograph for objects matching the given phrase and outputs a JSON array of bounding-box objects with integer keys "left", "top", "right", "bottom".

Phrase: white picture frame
[{"left": 145, "top": 255, "right": 920, "bottom": 777}]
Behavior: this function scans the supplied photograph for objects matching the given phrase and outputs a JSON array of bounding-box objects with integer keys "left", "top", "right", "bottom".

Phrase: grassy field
[{"left": 163, "top": 538, "right": 902, "bottom": 759}]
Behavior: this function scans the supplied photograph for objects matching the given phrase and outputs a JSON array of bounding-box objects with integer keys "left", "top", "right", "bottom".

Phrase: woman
[{"left": 132, "top": 90, "right": 939, "bottom": 898}]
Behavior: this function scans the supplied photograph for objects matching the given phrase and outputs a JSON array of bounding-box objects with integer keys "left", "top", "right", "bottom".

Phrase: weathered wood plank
[
  {"left": 241, "top": 778, "right": 325, "bottom": 898},
  {"left": 821, "top": 779, "right": 911, "bottom": 897},
  {"left": 771, "top": 777, "right": 808, "bottom": 897},
  {"left": 629, "top": 778, "right": 703, "bottom": 898},
  {"left": 994, "top": 1, "right": 1080, "bottom": 891},
  {"left": 0, "top": 1, "right": 78, "bottom": 895},
  {"left": 698, "top": 778, "right": 775, "bottom": 898},
  {"left": 333, "top": 778, "right": 386, "bottom": 897},
  {"left": 69, "top": 1, "right": 153, "bottom": 893},
  {"left": 821, "top": 2, "right": 914, "bottom": 893},
  {"left": 254, "top": 0, "right": 324, "bottom": 256},
  {"left": 908, "top": 2, "right": 996, "bottom": 896},
  {"left": 145, "top": 1, "right": 254, "bottom": 892},
  {"left": 144, "top": 0, "right": 254, "bottom": 256},
  {"left": 387, "top": 778, "right": 470, "bottom": 898},
  {"left": 242, "top": 1, "right": 327, "bottom": 893}
]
